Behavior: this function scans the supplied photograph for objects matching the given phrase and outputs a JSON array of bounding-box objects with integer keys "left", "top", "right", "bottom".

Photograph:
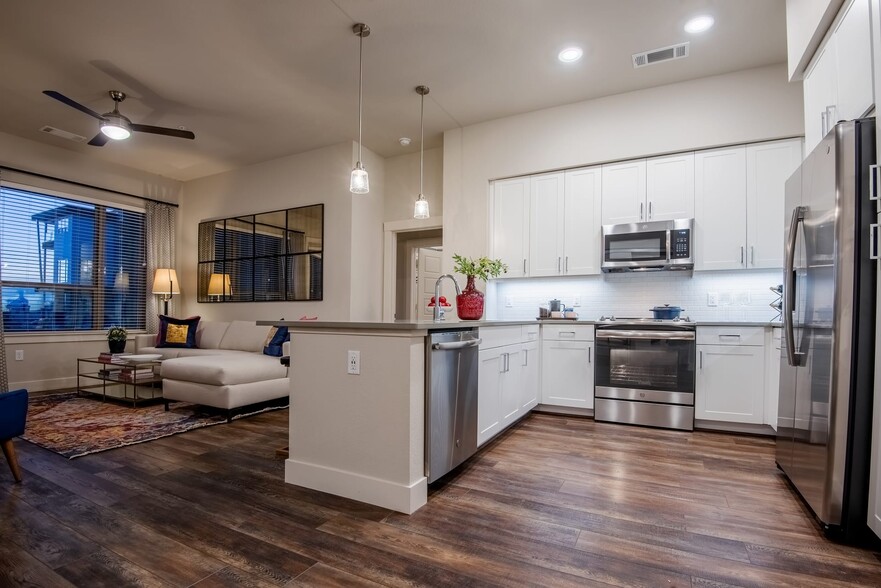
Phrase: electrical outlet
[
  {"left": 573, "top": 296, "right": 581, "bottom": 307},
  {"left": 505, "top": 296, "right": 514, "bottom": 307},
  {"left": 707, "top": 292, "right": 719, "bottom": 307},
  {"left": 14, "top": 350, "right": 23, "bottom": 361},
  {"left": 347, "top": 350, "right": 361, "bottom": 375}
]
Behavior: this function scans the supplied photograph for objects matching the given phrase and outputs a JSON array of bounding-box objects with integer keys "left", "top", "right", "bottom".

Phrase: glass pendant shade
[
  {"left": 414, "top": 195, "right": 430, "bottom": 219},
  {"left": 350, "top": 163, "right": 369, "bottom": 194}
]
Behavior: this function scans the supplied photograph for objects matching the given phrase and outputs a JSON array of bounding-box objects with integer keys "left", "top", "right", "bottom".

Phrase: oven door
[{"left": 595, "top": 329, "right": 695, "bottom": 402}]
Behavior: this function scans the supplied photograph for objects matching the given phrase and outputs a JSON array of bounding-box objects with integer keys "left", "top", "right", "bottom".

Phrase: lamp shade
[
  {"left": 207, "top": 273, "right": 232, "bottom": 297},
  {"left": 114, "top": 269, "right": 130, "bottom": 290},
  {"left": 151, "top": 268, "right": 180, "bottom": 295}
]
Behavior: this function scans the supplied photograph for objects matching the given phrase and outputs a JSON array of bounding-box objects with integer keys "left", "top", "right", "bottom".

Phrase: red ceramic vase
[{"left": 456, "top": 275, "right": 484, "bottom": 320}]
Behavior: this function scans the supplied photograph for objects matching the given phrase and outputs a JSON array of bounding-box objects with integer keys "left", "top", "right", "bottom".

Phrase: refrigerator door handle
[
  {"left": 871, "top": 224, "right": 879, "bottom": 260},
  {"left": 870, "top": 164, "right": 880, "bottom": 201},
  {"left": 784, "top": 205, "right": 806, "bottom": 367}
]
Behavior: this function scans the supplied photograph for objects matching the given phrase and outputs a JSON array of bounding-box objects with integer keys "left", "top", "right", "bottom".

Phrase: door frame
[{"left": 383, "top": 217, "right": 443, "bottom": 321}]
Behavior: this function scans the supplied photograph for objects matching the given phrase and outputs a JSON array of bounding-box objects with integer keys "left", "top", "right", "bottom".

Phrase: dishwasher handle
[{"left": 432, "top": 338, "right": 482, "bottom": 350}]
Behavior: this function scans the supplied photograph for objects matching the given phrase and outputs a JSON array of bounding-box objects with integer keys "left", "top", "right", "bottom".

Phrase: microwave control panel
[{"left": 671, "top": 229, "right": 691, "bottom": 259}]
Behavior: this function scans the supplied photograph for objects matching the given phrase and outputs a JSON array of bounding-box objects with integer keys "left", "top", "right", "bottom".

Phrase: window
[
  {"left": 0, "top": 185, "right": 147, "bottom": 332},
  {"left": 197, "top": 204, "right": 323, "bottom": 302}
]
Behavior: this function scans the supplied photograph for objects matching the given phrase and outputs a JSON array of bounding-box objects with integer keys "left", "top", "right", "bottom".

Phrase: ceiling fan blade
[
  {"left": 130, "top": 123, "right": 195, "bottom": 140},
  {"left": 43, "top": 90, "right": 105, "bottom": 120},
  {"left": 87, "top": 133, "right": 110, "bottom": 147}
]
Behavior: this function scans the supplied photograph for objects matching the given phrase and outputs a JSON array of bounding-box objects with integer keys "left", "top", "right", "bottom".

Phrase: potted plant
[
  {"left": 107, "top": 326, "right": 128, "bottom": 354},
  {"left": 452, "top": 254, "right": 508, "bottom": 320}
]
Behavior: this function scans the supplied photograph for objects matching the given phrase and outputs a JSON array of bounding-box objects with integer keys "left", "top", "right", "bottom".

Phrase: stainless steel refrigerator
[{"left": 777, "top": 118, "right": 876, "bottom": 542}]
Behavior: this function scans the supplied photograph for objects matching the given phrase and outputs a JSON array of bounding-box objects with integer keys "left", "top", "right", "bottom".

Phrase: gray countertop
[{"left": 261, "top": 319, "right": 780, "bottom": 331}]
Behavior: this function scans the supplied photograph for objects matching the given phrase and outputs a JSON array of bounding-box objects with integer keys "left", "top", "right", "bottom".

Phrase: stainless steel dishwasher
[{"left": 425, "top": 328, "right": 481, "bottom": 483}]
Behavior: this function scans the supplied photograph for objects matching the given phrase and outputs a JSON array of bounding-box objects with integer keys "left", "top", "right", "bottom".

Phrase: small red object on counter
[{"left": 427, "top": 296, "right": 451, "bottom": 307}]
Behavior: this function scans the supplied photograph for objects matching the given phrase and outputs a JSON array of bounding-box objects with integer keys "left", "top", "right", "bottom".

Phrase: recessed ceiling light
[
  {"left": 684, "top": 15, "right": 714, "bottom": 34},
  {"left": 399, "top": 137, "right": 411, "bottom": 146},
  {"left": 558, "top": 47, "right": 583, "bottom": 63}
]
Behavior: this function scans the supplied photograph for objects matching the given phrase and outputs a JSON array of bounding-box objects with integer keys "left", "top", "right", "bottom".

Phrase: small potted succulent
[
  {"left": 107, "top": 325, "right": 128, "bottom": 354},
  {"left": 452, "top": 254, "right": 508, "bottom": 320}
]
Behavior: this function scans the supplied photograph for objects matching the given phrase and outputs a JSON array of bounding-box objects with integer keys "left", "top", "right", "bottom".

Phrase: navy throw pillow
[
  {"left": 157, "top": 315, "right": 200, "bottom": 348},
  {"left": 263, "top": 326, "right": 290, "bottom": 357}
]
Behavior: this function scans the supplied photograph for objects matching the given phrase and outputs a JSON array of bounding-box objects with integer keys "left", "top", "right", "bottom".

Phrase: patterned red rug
[{"left": 22, "top": 392, "right": 287, "bottom": 459}]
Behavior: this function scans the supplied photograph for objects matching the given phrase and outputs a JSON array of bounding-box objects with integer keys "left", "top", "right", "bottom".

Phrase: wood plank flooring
[{"left": 2, "top": 410, "right": 880, "bottom": 587}]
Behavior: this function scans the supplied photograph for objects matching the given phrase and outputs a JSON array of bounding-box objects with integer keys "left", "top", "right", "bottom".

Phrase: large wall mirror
[{"left": 197, "top": 204, "right": 323, "bottom": 302}]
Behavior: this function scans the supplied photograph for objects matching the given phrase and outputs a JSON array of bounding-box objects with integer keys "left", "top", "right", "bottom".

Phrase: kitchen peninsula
[{"left": 262, "top": 319, "right": 539, "bottom": 514}]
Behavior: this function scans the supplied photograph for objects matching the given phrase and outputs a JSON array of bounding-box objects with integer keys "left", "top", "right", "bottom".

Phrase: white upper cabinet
[
  {"left": 491, "top": 177, "right": 530, "bottom": 278},
  {"left": 529, "top": 173, "right": 565, "bottom": 277},
  {"left": 645, "top": 153, "right": 695, "bottom": 221},
  {"left": 746, "top": 140, "right": 803, "bottom": 269},
  {"left": 563, "top": 167, "right": 602, "bottom": 276},
  {"left": 695, "top": 147, "right": 747, "bottom": 271},
  {"left": 802, "top": 0, "right": 874, "bottom": 154},
  {"left": 602, "top": 155, "right": 694, "bottom": 226},
  {"left": 601, "top": 160, "right": 646, "bottom": 225}
]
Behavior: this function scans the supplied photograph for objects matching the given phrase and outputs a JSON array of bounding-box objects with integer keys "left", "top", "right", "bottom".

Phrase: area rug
[{"left": 22, "top": 392, "right": 287, "bottom": 459}]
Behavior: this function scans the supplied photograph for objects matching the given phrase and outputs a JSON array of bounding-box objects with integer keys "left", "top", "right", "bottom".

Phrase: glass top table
[{"left": 76, "top": 356, "right": 163, "bottom": 407}]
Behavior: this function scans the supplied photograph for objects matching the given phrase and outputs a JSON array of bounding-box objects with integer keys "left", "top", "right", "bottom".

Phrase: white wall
[
  {"left": 492, "top": 270, "right": 784, "bottom": 324},
  {"left": 180, "top": 140, "right": 385, "bottom": 323},
  {"left": 442, "top": 64, "right": 804, "bottom": 273},
  {"left": 0, "top": 131, "right": 182, "bottom": 391},
  {"left": 383, "top": 147, "right": 443, "bottom": 222}
]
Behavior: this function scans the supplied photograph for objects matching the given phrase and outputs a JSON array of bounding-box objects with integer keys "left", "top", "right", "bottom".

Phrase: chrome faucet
[{"left": 433, "top": 274, "right": 461, "bottom": 322}]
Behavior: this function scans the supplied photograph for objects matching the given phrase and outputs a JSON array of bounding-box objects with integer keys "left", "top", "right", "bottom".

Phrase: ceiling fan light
[
  {"left": 350, "top": 162, "right": 369, "bottom": 194},
  {"left": 100, "top": 114, "right": 131, "bottom": 140},
  {"left": 414, "top": 195, "right": 430, "bottom": 219}
]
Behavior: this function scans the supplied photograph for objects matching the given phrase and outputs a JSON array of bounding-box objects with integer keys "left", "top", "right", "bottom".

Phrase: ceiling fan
[{"left": 43, "top": 90, "right": 196, "bottom": 146}]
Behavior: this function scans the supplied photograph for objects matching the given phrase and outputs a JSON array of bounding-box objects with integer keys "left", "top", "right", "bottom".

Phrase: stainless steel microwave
[{"left": 601, "top": 218, "right": 694, "bottom": 272}]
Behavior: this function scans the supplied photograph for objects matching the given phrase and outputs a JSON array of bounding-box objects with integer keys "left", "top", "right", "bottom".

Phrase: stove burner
[{"left": 598, "top": 315, "right": 693, "bottom": 323}]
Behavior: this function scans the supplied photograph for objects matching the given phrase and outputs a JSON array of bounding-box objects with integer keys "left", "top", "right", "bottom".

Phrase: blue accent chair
[{"left": 0, "top": 389, "right": 28, "bottom": 483}]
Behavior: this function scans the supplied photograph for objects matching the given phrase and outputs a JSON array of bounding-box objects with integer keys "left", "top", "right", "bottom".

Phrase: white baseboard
[
  {"left": 285, "top": 459, "right": 427, "bottom": 514},
  {"left": 8, "top": 376, "right": 78, "bottom": 393}
]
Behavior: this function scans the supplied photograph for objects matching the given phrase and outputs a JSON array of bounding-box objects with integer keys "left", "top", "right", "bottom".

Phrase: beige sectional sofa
[{"left": 135, "top": 320, "right": 289, "bottom": 418}]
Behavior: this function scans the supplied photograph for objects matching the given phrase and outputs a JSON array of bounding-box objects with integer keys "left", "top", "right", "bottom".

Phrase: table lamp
[
  {"left": 207, "top": 273, "right": 232, "bottom": 301},
  {"left": 152, "top": 268, "right": 179, "bottom": 316}
]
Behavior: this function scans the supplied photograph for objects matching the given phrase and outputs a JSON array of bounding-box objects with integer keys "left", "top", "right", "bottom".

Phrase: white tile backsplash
[{"left": 488, "top": 269, "right": 783, "bottom": 322}]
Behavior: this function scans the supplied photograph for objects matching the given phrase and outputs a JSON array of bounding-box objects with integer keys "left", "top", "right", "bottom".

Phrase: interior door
[{"left": 416, "top": 247, "right": 443, "bottom": 321}]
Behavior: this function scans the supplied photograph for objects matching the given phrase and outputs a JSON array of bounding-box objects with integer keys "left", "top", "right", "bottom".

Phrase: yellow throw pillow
[{"left": 166, "top": 323, "right": 189, "bottom": 344}]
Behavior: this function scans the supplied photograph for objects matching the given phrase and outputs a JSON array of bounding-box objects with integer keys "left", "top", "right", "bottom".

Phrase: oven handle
[{"left": 596, "top": 330, "right": 695, "bottom": 341}]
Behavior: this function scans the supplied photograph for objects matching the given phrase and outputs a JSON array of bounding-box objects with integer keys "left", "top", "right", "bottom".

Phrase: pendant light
[
  {"left": 350, "top": 23, "right": 371, "bottom": 194},
  {"left": 413, "top": 85, "right": 430, "bottom": 219}
]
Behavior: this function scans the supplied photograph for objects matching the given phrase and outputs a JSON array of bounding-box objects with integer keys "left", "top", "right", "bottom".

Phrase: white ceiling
[{"left": 0, "top": 0, "right": 787, "bottom": 182}]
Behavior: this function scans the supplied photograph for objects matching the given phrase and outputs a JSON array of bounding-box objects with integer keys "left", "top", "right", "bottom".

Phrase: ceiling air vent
[
  {"left": 632, "top": 42, "right": 690, "bottom": 68},
  {"left": 40, "top": 125, "right": 87, "bottom": 143}
]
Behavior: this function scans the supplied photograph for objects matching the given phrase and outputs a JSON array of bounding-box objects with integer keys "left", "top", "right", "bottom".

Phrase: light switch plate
[
  {"left": 707, "top": 292, "right": 719, "bottom": 307},
  {"left": 505, "top": 296, "right": 514, "bottom": 307}
]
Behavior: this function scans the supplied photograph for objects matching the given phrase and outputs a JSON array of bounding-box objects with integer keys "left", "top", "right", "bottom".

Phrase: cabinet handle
[
  {"left": 560, "top": 331, "right": 576, "bottom": 337},
  {"left": 719, "top": 334, "right": 742, "bottom": 339},
  {"left": 523, "top": 259, "right": 526, "bottom": 274},
  {"left": 565, "top": 256, "right": 569, "bottom": 273},
  {"left": 523, "top": 349, "right": 528, "bottom": 367},
  {"left": 588, "top": 347, "right": 591, "bottom": 364},
  {"left": 558, "top": 257, "right": 561, "bottom": 273},
  {"left": 640, "top": 202, "right": 644, "bottom": 220},
  {"left": 740, "top": 246, "right": 744, "bottom": 265},
  {"left": 699, "top": 350, "right": 703, "bottom": 369},
  {"left": 750, "top": 246, "right": 755, "bottom": 266},
  {"left": 648, "top": 201, "right": 653, "bottom": 220}
]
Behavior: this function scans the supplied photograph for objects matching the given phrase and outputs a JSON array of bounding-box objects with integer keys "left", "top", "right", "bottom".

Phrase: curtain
[
  {"left": 0, "top": 171, "right": 8, "bottom": 392},
  {"left": 145, "top": 201, "right": 176, "bottom": 333}
]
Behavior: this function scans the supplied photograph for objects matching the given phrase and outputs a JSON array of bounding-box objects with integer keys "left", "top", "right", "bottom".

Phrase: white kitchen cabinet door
[
  {"left": 520, "top": 339, "right": 540, "bottom": 412},
  {"left": 746, "top": 139, "right": 803, "bottom": 269},
  {"left": 491, "top": 177, "right": 530, "bottom": 278},
  {"left": 803, "top": 41, "right": 839, "bottom": 155},
  {"left": 765, "top": 328, "right": 782, "bottom": 430},
  {"left": 834, "top": 0, "right": 873, "bottom": 121},
  {"left": 563, "top": 167, "right": 602, "bottom": 275},
  {"left": 529, "top": 173, "right": 565, "bottom": 277},
  {"left": 601, "top": 160, "right": 646, "bottom": 225},
  {"left": 646, "top": 153, "right": 695, "bottom": 221},
  {"left": 478, "top": 347, "right": 504, "bottom": 446},
  {"left": 695, "top": 147, "right": 748, "bottom": 271},
  {"left": 696, "top": 344, "right": 765, "bottom": 424},
  {"left": 500, "top": 345, "right": 524, "bottom": 429},
  {"left": 541, "top": 340, "right": 594, "bottom": 409}
]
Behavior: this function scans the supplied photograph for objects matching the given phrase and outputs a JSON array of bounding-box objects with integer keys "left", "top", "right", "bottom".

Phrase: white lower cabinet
[
  {"left": 478, "top": 326, "right": 537, "bottom": 446},
  {"left": 696, "top": 327, "right": 766, "bottom": 424},
  {"left": 541, "top": 325, "right": 594, "bottom": 409},
  {"left": 765, "top": 327, "right": 782, "bottom": 430}
]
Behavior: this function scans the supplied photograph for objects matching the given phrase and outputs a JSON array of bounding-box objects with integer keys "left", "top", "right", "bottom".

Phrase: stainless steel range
[{"left": 594, "top": 316, "right": 696, "bottom": 431}]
